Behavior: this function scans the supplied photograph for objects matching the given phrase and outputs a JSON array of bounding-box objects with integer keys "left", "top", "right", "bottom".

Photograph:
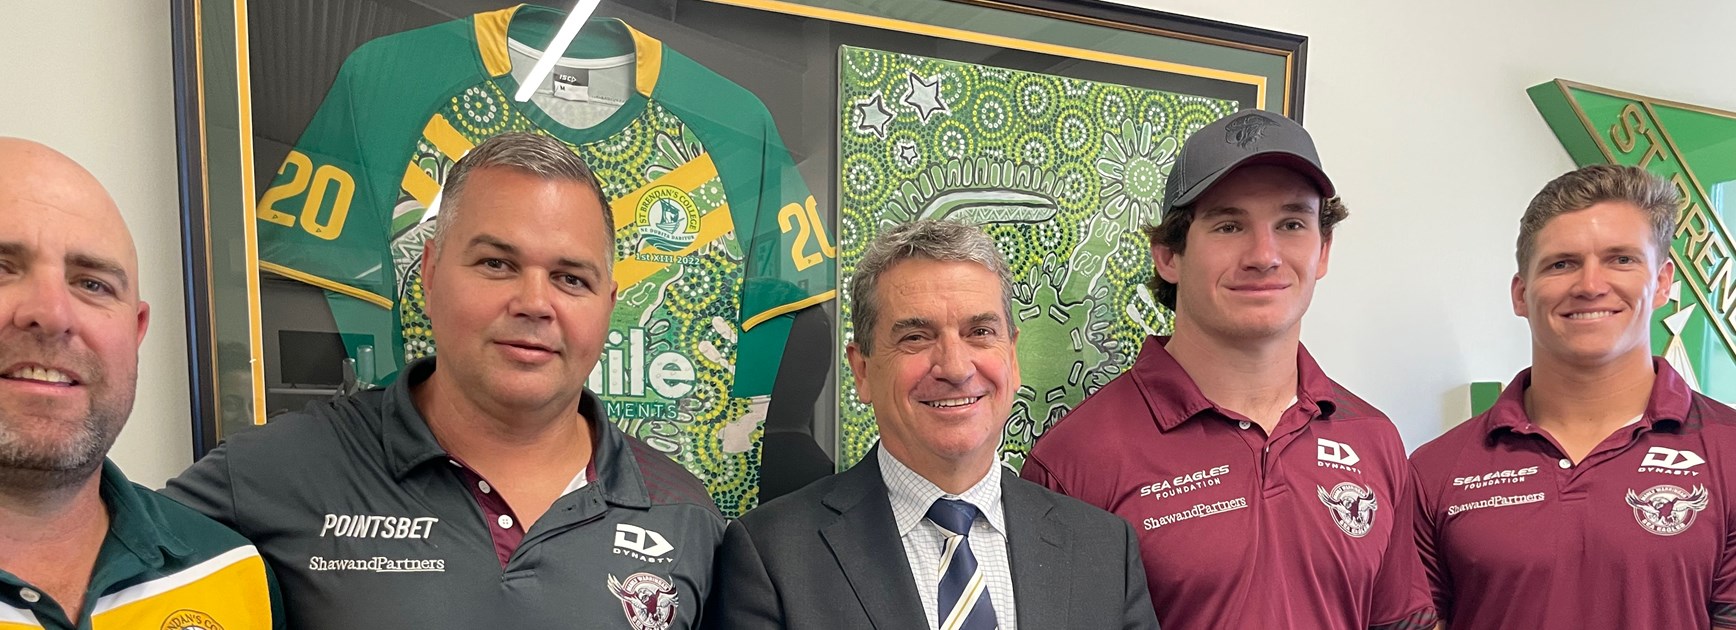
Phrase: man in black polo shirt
[{"left": 165, "top": 132, "right": 724, "bottom": 628}]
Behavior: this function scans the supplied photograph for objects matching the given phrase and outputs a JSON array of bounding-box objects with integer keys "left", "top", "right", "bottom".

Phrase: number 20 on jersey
[{"left": 258, "top": 150, "right": 356, "bottom": 241}]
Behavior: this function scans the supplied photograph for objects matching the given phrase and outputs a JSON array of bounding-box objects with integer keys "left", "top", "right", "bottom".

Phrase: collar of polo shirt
[
  {"left": 1485, "top": 357, "right": 1694, "bottom": 436},
  {"left": 1130, "top": 336, "right": 1342, "bottom": 432}
]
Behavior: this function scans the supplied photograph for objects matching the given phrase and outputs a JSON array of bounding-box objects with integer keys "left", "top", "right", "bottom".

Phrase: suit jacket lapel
[
  {"left": 820, "top": 447, "right": 929, "bottom": 630},
  {"left": 1004, "top": 470, "right": 1071, "bottom": 629}
]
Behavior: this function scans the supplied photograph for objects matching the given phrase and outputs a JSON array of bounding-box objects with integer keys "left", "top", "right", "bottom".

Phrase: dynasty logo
[
  {"left": 1638, "top": 447, "right": 1706, "bottom": 476},
  {"left": 1317, "top": 482, "right": 1377, "bottom": 538},
  {"left": 1625, "top": 484, "right": 1711, "bottom": 536},
  {"left": 609, "top": 572, "right": 680, "bottom": 630},
  {"left": 614, "top": 524, "right": 676, "bottom": 564},
  {"left": 1316, "top": 438, "right": 1362, "bottom": 474}
]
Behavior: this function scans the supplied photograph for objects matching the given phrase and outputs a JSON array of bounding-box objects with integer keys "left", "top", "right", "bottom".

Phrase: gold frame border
[
  {"left": 706, "top": 0, "right": 1270, "bottom": 109},
  {"left": 233, "top": 0, "right": 266, "bottom": 425}
]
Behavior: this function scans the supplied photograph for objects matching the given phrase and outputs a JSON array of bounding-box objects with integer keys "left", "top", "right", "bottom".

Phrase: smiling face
[
  {"left": 846, "top": 258, "right": 1019, "bottom": 480},
  {"left": 0, "top": 138, "right": 149, "bottom": 483},
  {"left": 1512, "top": 200, "right": 1672, "bottom": 371},
  {"left": 1154, "top": 164, "right": 1331, "bottom": 342},
  {"left": 420, "top": 166, "right": 617, "bottom": 417}
]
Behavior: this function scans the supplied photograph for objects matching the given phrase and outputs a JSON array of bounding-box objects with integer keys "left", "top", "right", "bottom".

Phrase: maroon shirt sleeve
[
  {"left": 1019, "top": 452, "right": 1066, "bottom": 493},
  {"left": 1413, "top": 460, "right": 1458, "bottom": 628},
  {"left": 1367, "top": 462, "right": 1438, "bottom": 630},
  {"left": 1713, "top": 505, "right": 1736, "bottom": 628}
]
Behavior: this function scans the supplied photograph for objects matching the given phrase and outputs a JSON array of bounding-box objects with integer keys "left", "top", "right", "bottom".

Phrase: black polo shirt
[{"left": 163, "top": 357, "right": 724, "bottom": 629}]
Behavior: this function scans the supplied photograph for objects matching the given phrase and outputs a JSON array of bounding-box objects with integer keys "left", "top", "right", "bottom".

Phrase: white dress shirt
[{"left": 878, "top": 446, "right": 1017, "bottom": 630}]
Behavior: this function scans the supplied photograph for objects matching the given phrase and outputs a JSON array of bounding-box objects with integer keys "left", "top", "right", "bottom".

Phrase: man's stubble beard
[{"left": 0, "top": 332, "right": 133, "bottom": 493}]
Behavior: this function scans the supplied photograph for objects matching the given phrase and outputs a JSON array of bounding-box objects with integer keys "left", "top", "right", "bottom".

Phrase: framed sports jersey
[{"left": 172, "top": 0, "right": 1305, "bottom": 515}]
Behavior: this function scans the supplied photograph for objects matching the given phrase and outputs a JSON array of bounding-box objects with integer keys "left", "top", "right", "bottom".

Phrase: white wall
[
  {"left": 4, "top": 0, "right": 1731, "bottom": 488},
  {"left": 0, "top": 2, "right": 191, "bottom": 487},
  {"left": 1107, "top": 0, "right": 1736, "bottom": 449}
]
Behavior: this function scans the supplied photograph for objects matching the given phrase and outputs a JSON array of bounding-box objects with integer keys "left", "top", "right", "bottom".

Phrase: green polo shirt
[{"left": 0, "top": 461, "right": 279, "bottom": 629}]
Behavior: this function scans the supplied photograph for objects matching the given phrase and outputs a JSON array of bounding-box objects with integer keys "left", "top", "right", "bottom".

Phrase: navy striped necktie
[{"left": 925, "top": 498, "right": 997, "bottom": 630}]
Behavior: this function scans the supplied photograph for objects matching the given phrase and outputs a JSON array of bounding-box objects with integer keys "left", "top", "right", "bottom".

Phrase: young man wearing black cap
[{"left": 1022, "top": 110, "right": 1437, "bottom": 630}]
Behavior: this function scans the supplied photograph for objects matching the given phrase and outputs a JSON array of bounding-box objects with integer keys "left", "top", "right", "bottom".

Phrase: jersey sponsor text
[
  {"left": 1143, "top": 497, "right": 1249, "bottom": 531},
  {"left": 308, "top": 556, "right": 447, "bottom": 572},
  {"left": 588, "top": 326, "right": 697, "bottom": 400},
  {"left": 320, "top": 514, "right": 439, "bottom": 539},
  {"left": 1137, "top": 465, "right": 1230, "bottom": 502},
  {"left": 1446, "top": 492, "right": 1547, "bottom": 516},
  {"left": 1451, "top": 466, "right": 1540, "bottom": 490}
]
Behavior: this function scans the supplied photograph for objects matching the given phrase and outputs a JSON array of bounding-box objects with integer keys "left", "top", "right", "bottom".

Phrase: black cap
[{"left": 1161, "top": 109, "right": 1334, "bottom": 217}]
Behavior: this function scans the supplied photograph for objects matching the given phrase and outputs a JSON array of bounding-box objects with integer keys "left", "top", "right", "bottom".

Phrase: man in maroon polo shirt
[
  {"left": 1021, "top": 109, "right": 1436, "bottom": 630},
  {"left": 1411, "top": 164, "right": 1736, "bottom": 629}
]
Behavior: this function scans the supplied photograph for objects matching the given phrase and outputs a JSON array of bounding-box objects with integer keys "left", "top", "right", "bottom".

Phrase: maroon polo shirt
[
  {"left": 1023, "top": 336, "right": 1435, "bottom": 630},
  {"left": 1411, "top": 358, "right": 1736, "bottom": 630}
]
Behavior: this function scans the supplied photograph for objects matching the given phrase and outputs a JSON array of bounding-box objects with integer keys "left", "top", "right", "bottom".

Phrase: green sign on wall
[{"left": 1531, "top": 80, "right": 1736, "bottom": 402}]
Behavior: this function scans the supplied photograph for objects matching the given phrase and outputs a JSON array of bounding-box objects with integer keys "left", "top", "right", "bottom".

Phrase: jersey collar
[
  {"left": 100, "top": 459, "right": 193, "bottom": 568},
  {"left": 1131, "top": 336, "right": 1339, "bottom": 432},
  {"left": 381, "top": 357, "right": 652, "bottom": 508},
  {"left": 473, "top": 4, "right": 662, "bottom": 99},
  {"left": 1484, "top": 357, "right": 1694, "bottom": 438}
]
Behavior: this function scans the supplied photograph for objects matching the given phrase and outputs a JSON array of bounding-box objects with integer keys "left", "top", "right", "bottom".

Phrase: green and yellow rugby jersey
[
  {"left": 253, "top": 5, "right": 835, "bottom": 516},
  {"left": 0, "top": 462, "right": 277, "bottom": 630}
]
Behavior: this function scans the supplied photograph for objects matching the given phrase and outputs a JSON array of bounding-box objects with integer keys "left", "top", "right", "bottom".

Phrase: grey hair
[
  {"left": 850, "top": 220, "right": 1016, "bottom": 354},
  {"left": 1517, "top": 164, "right": 1679, "bottom": 274},
  {"left": 432, "top": 131, "right": 613, "bottom": 265}
]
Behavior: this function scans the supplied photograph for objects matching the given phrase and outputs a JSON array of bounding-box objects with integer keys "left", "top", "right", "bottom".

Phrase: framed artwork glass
[{"left": 172, "top": 0, "right": 1305, "bottom": 515}]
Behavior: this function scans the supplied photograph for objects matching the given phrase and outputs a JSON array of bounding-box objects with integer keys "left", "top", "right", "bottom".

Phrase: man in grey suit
[{"left": 705, "top": 220, "right": 1160, "bottom": 629}]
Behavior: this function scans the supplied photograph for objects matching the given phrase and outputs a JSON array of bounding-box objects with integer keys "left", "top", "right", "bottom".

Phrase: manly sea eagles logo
[
  {"left": 609, "top": 572, "right": 680, "bottom": 630},
  {"left": 1626, "top": 484, "right": 1711, "bottom": 536},
  {"left": 1225, "top": 113, "right": 1279, "bottom": 149},
  {"left": 1317, "top": 482, "right": 1377, "bottom": 538}
]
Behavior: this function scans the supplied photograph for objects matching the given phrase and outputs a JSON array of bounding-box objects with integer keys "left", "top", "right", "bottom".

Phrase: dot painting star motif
[
  {"left": 900, "top": 70, "right": 950, "bottom": 123},
  {"left": 852, "top": 92, "right": 895, "bottom": 139}
]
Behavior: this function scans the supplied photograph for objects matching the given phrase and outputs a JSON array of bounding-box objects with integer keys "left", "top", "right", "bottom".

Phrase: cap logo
[{"left": 1225, "top": 113, "right": 1278, "bottom": 149}]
